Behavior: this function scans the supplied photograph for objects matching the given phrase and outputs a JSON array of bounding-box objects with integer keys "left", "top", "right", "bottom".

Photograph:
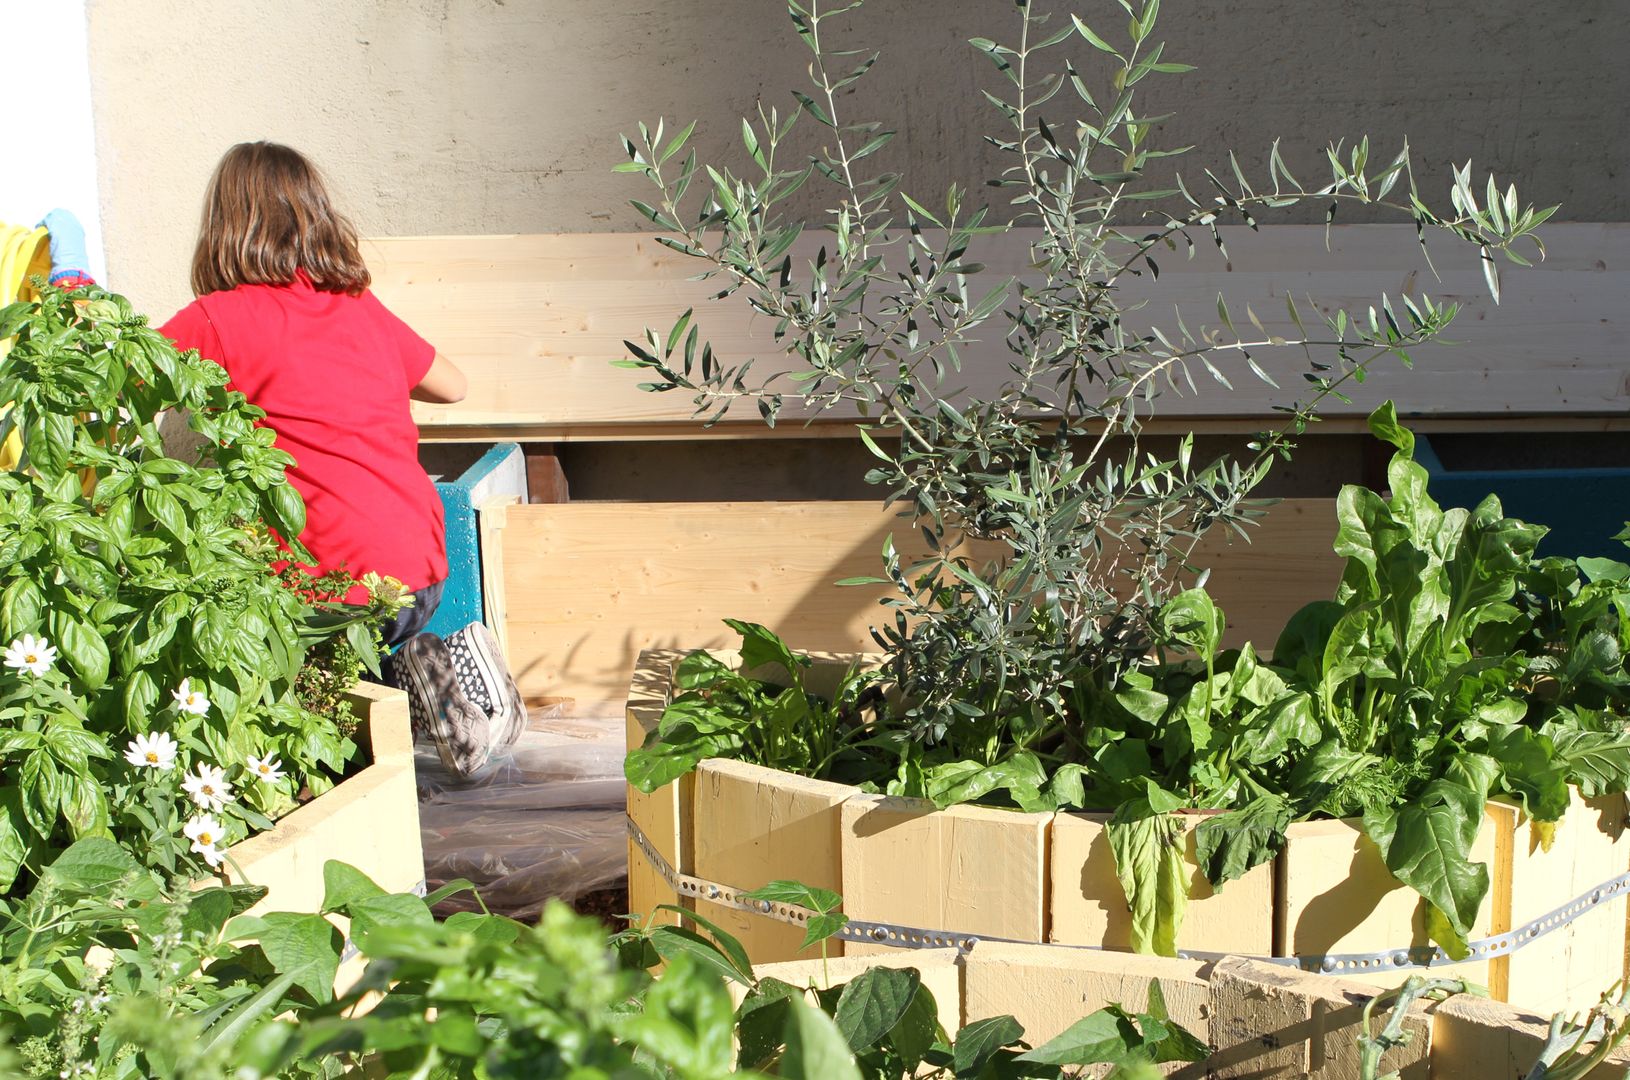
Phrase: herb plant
[
  {"left": 0, "top": 284, "right": 402, "bottom": 896},
  {"left": 1, "top": 839, "right": 1204, "bottom": 1078},
  {"left": 616, "top": 0, "right": 1551, "bottom": 760}
]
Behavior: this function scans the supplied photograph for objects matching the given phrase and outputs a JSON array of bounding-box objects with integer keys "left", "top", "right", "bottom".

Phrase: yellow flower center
[
  {"left": 199, "top": 832, "right": 213, "bottom": 845},
  {"left": 258, "top": 764, "right": 270, "bottom": 774},
  {"left": 145, "top": 752, "right": 159, "bottom": 763},
  {"left": 24, "top": 654, "right": 37, "bottom": 664}
]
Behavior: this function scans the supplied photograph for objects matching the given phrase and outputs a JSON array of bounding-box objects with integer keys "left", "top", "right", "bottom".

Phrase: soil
[{"left": 570, "top": 882, "right": 630, "bottom": 934}]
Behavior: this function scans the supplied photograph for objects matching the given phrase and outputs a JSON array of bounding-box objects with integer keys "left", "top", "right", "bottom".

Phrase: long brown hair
[{"left": 190, "top": 142, "right": 370, "bottom": 297}]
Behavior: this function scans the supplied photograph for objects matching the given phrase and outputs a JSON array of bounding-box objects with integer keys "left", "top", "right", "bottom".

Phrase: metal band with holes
[{"left": 628, "top": 814, "right": 1630, "bottom": 972}]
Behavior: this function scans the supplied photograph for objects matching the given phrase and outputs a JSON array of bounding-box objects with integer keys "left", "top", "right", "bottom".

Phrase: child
[
  {"left": 160, "top": 141, "right": 465, "bottom": 644},
  {"left": 41, "top": 144, "right": 520, "bottom": 775}
]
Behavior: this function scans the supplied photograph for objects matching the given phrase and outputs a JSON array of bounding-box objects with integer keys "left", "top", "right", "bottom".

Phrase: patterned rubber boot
[
  {"left": 397, "top": 632, "right": 494, "bottom": 778},
  {"left": 443, "top": 621, "right": 527, "bottom": 750}
]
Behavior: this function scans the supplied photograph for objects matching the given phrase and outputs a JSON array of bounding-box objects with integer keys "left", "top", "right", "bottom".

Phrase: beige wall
[{"left": 90, "top": 0, "right": 1627, "bottom": 319}]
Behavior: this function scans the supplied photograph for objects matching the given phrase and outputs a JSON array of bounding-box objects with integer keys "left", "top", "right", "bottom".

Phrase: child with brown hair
[{"left": 41, "top": 142, "right": 521, "bottom": 775}]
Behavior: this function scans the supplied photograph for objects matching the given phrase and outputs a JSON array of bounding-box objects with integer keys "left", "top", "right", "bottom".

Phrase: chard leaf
[
  {"left": 1550, "top": 727, "right": 1630, "bottom": 796},
  {"left": 1107, "top": 803, "right": 1189, "bottom": 956},
  {"left": 724, "top": 618, "right": 810, "bottom": 681},
  {"left": 1360, "top": 779, "right": 1488, "bottom": 954},
  {"left": 1194, "top": 795, "right": 1291, "bottom": 889},
  {"left": 1482, "top": 727, "right": 1569, "bottom": 823},
  {"left": 924, "top": 753, "right": 1047, "bottom": 810}
]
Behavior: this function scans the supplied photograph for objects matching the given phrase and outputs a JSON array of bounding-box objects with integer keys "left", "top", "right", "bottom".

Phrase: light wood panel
[
  {"left": 493, "top": 497, "right": 1342, "bottom": 713},
  {"left": 365, "top": 224, "right": 1629, "bottom": 440}
]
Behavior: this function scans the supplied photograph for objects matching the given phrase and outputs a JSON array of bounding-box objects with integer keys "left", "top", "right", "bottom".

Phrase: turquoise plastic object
[
  {"left": 1417, "top": 436, "right": 1630, "bottom": 560},
  {"left": 428, "top": 443, "right": 526, "bottom": 638}
]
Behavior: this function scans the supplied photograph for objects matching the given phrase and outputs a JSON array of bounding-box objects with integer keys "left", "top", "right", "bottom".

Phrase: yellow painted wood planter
[
  {"left": 212, "top": 680, "right": 423, "bottom": 993},
  {"left": 626, "top": 649, "right": 1630, "bottom": 1017},
  {"left": 750, "top": 945, "right": 1630, "bottom": 1078}
]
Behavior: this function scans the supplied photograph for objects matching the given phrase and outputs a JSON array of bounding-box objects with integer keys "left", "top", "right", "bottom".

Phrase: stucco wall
[{"left": 89, "top": 0, "right": 1627, "bottom": 320}]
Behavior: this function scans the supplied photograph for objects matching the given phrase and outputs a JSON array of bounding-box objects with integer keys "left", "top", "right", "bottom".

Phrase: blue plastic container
[
  {"left": 425, "top": 443, "right": 527, "bottom": 638},
  {"left": 1417, "top": 436, "right": 1630, "bottom": 559}
]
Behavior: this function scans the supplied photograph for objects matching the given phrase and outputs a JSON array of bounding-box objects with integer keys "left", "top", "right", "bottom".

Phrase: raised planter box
[
  {"left": 750, "top": 944, "right": 1630, "bottom": 1078},
  {"left": 627, "top": 650, "right": 1630, "bottom": 1017},
  {"left": 220, "top": 680, "right": 423, "bottom": 916}
]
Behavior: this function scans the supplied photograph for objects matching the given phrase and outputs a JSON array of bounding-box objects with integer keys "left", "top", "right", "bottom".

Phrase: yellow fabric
[{"left": 0, "top": 223, "right": 51, "bottom": 471}]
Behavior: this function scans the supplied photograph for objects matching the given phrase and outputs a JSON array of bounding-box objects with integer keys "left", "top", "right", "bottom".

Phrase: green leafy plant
[
  {"left": 1, "top": 840, "right": 1205, "bottom": 1078},
  {"left": 626, "top": 620, "right": 887, "bottom": 793},
  {"left": 630, "top": 402, "right": 1630, "bottom": 959},
  {"left": 0, "top": 284, "right": 403, "bottom": 896}
]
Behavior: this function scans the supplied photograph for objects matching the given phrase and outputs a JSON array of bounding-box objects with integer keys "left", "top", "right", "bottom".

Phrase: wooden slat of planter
[
  {"left": 1198, "top": 957, "right": 1432, "bottom": 1080},
  {"left": 748, "top": 949, "right": 964, "bottom": 1037},
  {"left": 1430, "top": 992, "right": 1630, "bottom": 1079},
  {"left": 1504, "top": 793, "right": 1630, "bottom": 1016},
  {"left": 839, "top": 795, "right": 1051, "bottom": 955},
  {"left": 691, "top": 759, "right": 852, "bottom": 963},
  {"left": 625, "top": 649, "right": 690, "bottom": 924},
  {"left": 1275, "top": 805, "right": 1518, "bottom": 996},
  {"left": 501, "top": 498, "right": 1340, "bottom": 710},
  {"left": 963, "top": 941, "right": 1210, "bottom": 1049},
  {"left": 1048, "top": 813, "right": 1274, "bottom": 955}
]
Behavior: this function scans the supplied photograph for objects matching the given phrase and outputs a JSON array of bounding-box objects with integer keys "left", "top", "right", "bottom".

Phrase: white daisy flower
[
  {"left": 245, "top": 753, "right": 286, "bottom": 784},
  {"left": 124, "top": 731, "right": 179, "bottom": 771},
  {"left": 3, "top": 635, "right": 57, "bottom": 677},
  {"left": 181, "top": 763, "right": 233, "bottom": 811},
  {"left": 172, "top": 678, "right": 210, "bottom": 716},
  {"left": 184, "top": 814, "right": 227, "bottom": 867}
]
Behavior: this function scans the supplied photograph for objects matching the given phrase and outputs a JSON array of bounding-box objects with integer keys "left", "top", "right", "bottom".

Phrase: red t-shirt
[{"left": 161, "top": 274, "right": 447, "bottom": 600}]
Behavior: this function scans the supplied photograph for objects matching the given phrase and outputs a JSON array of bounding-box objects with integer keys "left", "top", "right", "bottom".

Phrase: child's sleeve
[{"left": 366, "top": 293, "right": 436, "bottom": 387}]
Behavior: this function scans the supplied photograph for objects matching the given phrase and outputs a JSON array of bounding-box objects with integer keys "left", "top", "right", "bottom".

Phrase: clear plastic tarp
[{"left": 415, "top": 710, "right": 627, "bottom": 920}]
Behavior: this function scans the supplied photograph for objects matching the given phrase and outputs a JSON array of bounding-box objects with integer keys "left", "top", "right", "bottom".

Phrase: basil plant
[{"left": 0, "top": 284, "right": 400, "bottom": 897}]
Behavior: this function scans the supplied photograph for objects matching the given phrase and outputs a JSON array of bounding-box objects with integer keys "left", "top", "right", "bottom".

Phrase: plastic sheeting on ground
[{"left": 416, "top": 712, "right": 627, "bottom": 920}]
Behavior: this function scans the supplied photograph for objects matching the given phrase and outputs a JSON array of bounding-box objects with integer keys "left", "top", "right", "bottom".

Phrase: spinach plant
[
  {"left": 616, "top": 0, "right": 1550, "bottom": 767},
  {"left": 0, "top": 284, "right": 401, "bottom": 897},
  {"left": 627, "top": 620, "right": 887, "bottom": 793}
]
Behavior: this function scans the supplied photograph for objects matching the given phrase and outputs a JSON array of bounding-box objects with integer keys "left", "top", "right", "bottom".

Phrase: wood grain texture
[
  {"left": 691, "top": 759, "right": 851, "bottom": 963},
  {"left": 364, "top": 224, "right": 1630, "bottom": 440},
  {"left": 495, "top": 498, "right": 1342, "bottom": 712},
  {"left": 839, "top": 794, "right": 1052, "bottom": 954}
]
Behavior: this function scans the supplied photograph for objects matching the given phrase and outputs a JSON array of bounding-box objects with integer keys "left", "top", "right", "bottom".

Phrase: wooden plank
[
  {"left": 1049, "top": 812, "right": 1275, "bottom": 956},
  {"left": 365, "top": 224, "right": 1630, "bottom": 439},
  {"left": 839, "top": 794, "right": 1051, "bottom": 955},
  {"left": 1430, "top": 992, "right": 1630, "bottom": 1079},
  {"left": 691, "top": 759, "right": 851, "bottom": 964},
  {"left": 625, "top": 649, "right": 691, "bottom": 926},
  {"left": 1196, "top": 957, "right": 1431, "bottom": 1080},
  {"left": 475, "top": 495, "right": 517, "bottom": 670},
  {"left": 497, "top": 498, "right": 1341, "bottom": 712},
  {"left": 1275, "top": 805, "right": 1518, "bottom": 996},
  {"left": 1503, "top": 793, "right": 1630, "bottom": 1016},
  {"left": 962, "top": 942, "right": 1210, "bottom": 1050}
]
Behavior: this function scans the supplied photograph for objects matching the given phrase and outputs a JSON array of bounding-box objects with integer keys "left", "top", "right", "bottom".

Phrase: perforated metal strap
[{"left": 627, "top": 815, "right": 1630, "bottom": 972}]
